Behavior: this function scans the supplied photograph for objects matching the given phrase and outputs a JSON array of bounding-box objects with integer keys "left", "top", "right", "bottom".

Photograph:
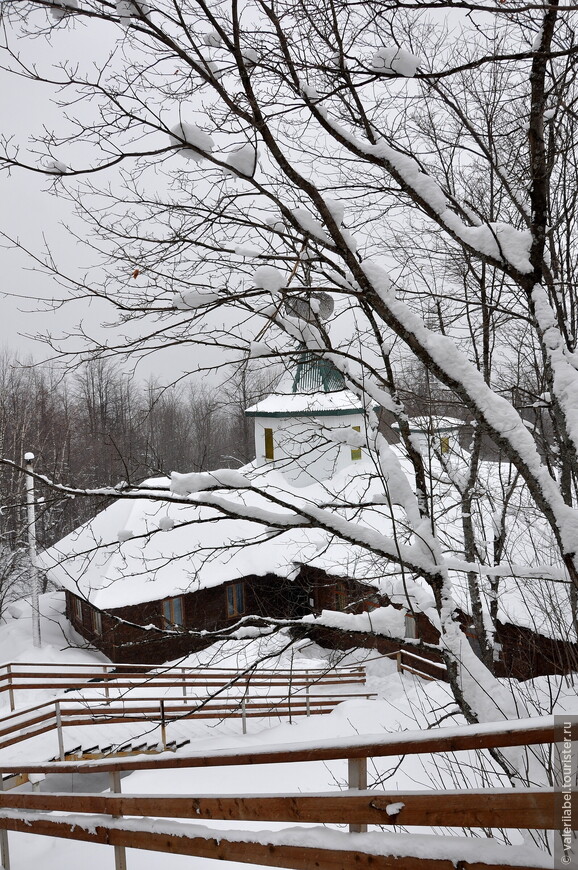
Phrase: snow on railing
[
  {"left": 0, "top": 661, "right": 367, "bottom": 711},
  {"left": 0, "top": 715, "right": 572, "bottom": 870}
]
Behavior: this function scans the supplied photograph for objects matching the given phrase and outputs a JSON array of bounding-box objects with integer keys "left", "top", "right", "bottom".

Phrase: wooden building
[{"left": 40, "top": 354, "right": 578, "bottom": 678}]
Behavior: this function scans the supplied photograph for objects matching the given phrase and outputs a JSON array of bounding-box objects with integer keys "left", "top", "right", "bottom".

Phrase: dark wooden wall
[
  {"left": 66, "top": 572, "right": 309, "bottom": 664},
  {"left": 65, "top": 574, "right": 578, "bottom": 678}
]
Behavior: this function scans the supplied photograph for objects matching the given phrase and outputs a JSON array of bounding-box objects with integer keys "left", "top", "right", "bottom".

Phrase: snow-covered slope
[{"left": 0, "top": 593, "right": 575, "bottom": 869}]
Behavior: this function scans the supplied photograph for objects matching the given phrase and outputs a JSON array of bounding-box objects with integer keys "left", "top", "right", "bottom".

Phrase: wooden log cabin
[{"left": 39, "top": 353, "right": 578, "bottom": 677}]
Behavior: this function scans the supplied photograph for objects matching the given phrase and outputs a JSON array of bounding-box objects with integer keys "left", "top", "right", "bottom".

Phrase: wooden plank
[
  {"left": 0, "top": 789, "right": 564, "bottom": 830},
  {"left": 50, "top": 674, "right": 362, "bottom": 682},
  {"left": 0, "top": 698, "right": 344, "bottom": 753},
  {"left": 0, "top": 668, "right": 363, "bottom": 680},
  {"left": 0, "top": 722, "right": 57, "bottom": 752},
  {"left": 57, "top": 709, "right": 335, "bottom": 731},
  {"left": 2, "top": 678, "right": 363, "bottom": 693},
  {"left": 0, "top": 717, "right": 567, "bottom": 775},
  {"left": 0, "top": 699, "right": 55, "bottom": 721},
  {"left": 401, "top": 662, "right": 435, "bottom": 680},
  {"left": 0, "top": 710, "right": 54, "bottom": 738},
  {"left": 0, "top": 814, "right": 552, "bottom": 870}
]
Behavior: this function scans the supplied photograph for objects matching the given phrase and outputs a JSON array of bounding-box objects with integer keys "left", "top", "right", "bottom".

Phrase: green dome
[{"left": 292, "top": 352, "right": 345, "bottom": 393}]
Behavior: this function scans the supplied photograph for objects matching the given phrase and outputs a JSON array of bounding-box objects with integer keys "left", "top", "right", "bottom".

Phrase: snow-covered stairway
[{"left": 0, "top": 660, "right": 376, "bottom": 769}]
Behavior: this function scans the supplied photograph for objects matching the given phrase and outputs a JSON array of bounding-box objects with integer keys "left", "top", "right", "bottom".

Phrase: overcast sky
[{"left": 0, "top": 19, "right": 237, "bottom": 386}]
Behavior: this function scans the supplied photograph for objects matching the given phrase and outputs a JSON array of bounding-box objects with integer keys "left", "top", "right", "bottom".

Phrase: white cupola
[{"left": 245, "top": 350, "right": 367, "bottom": 486}]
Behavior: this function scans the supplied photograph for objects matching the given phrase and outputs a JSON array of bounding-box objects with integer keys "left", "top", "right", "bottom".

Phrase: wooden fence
[
  {"left": 0, "top": 690, "right": 376, "bottom": 758},
  {"left": 0, "top": 715, "right": 573, "bottom": 870},
  {"left": 0, "top": 654, "right": 443, "bottom": 716},
  {"left": 0, "top": 660, "right": 375, "bottom": 763},
  {"left": 0, "top": 661, "right": 367, "bottom": 711},
  {"left": 380, "top": 648, "right": 448, "bottom": 681}
]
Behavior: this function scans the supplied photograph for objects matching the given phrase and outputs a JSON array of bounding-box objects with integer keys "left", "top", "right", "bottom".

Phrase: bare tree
[{"left": 1, "top": 0, "right": 578, "bottom": 732}]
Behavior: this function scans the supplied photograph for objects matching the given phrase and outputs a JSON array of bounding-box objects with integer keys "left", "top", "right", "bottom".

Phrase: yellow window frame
[
  {"left": 264, "top": 427, "right": 274, "bottom": 460},
  {"left": 351, "top": 425, "right": 362, "bottom": 461}
]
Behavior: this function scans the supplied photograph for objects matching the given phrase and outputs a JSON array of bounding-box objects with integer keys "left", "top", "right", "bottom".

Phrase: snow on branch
[
  {"left": 364, "top": 141, "right": 532, "bottom": 274},
  {"left": 531, "top": 284, "right": 578, "bottom": 462},
  {"left": 369, "top": 47, "right": 422, "bottom": 77},
  {"left": 171, "top": 469, "right": 249, "bottom": 495},
  {"left": 360, "top": 262, "right": 578, "bottom": 556},
  {"left": 169, "top": 123, "right": 215, "bottom": 163}
]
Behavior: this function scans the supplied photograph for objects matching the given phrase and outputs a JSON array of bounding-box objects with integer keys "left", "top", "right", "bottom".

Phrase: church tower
[{"left": 245, "top": 350, "right": 367, "bottom": 487}]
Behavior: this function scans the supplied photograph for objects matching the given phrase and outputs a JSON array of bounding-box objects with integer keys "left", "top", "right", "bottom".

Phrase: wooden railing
[
  {"left": 379, "top": 648, "right": 447, "bottom": 681},
  {"left": 0, "top": 690, "right": 376, "bottom": 758},
  {"left": 0, "top": 716, "right": 573, "bottom": 870},
  {"left": 0, "top": 661, "right": 367, "bottom": 710},
  {"left": 0, "top": 660, "right": 374, "bottom": 764}
]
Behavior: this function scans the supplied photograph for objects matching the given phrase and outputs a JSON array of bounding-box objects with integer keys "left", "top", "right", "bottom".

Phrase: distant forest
[{"left": 0, "top": 352, "right": 278, "bottom": 555}]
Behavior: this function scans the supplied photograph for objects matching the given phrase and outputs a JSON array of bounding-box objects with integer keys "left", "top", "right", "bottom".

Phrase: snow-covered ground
[{"left": 0, "top": 591, "right": 575, "bottom": 869}]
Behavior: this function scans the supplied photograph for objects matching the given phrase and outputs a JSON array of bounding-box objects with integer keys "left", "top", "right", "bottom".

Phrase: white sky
[{"left": 0, "top": 21, "right": 239, "bottom": 385}]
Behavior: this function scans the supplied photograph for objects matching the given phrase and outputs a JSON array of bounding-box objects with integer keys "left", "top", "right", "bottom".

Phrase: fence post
[
  {"left": 110, "top": 771, "right": 127, "bottom": 870},
  {"left": 160, "top": 700, "right": 167, "bottom": 750},
  {"left": 182, "top": 668, "right": 187, "bottom": 699},
  {"left": 241, "top": 697, "right": 247, "bottom": 734},
  {"left": 0, "top": 776, "right": 10, "bottom": 870},
  {"left": 396, "top": 651, "right": 403, "bottom": 673},
  {"left": 103, "top": 665, "right": 110, "bottom": 704},
  {"left": 287, "top": 652, "right": 294, "bottom": 724},
  {"left": 305, "top": 670, "right": 310, "bottom": 717},
  {"left": 5, "top": 666, "right": 14, "bottom": 714},
  {"left": 55, "top": 701, "right": 65, "bottom": 761},
  {"left": 348, "top": 757, "right": 368, "bottom": 834}
]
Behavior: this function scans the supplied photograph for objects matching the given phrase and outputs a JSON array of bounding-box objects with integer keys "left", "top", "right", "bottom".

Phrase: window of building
[
  {"left": 92, "top": 609, "right": 102, "bottom": 635},
  {"left": 404, "top": 612, "right": 418, "bottom": 639},
  {"left": 226, "top": 582, "right": 245, "bottom": 617},
  {"left": 72, "top": 596, "right": 83, "bottom": 622},
  {"left": 334, "top": 581, "right": 348, "bottom": 611},
  {"left": 440, "top": 435, "right": 450, "bottom": 454},
  {"left": 163, "top": 596, "right": 184, "bottom": 627},
  {"left": 351, "top": 425, "right": 362, "bottom": 461},
  {"left": 264, "top": 427, "right": 274, "bottom": 460}
]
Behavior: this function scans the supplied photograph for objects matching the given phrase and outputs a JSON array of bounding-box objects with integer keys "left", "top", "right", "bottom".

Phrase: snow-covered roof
[
  {"left": 246, "top": 350, "right": 366, "bottom": 417},
  {"left": 245, "top": 389, "right": 364, "bottom": 417},
  {"left": 392, "top": 415, "right": 468, "bottom": 433},
  {"left": 38, "top": 448, "right": 575, "bottom": 645},
  {"left": 38, "top": 464, "right": 392, "bottom": 611}
]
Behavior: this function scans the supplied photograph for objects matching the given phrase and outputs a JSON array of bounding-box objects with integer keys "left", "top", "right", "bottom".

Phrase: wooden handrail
[
  {"left": 0, "top": 672, "right": 364, "bottom": 682},
  {"left": 0, "top": 810, "right": 553, "bottom": 870},
  {"left": 380, "top": 649, "right": 447, "bottom": 670},
  {"left": 0, "top": 656, "right": 364, "bottom": 676},
  {"left": 0, "top": 690, "right": 376, "bottom": 753},
  {"left": 0, "top": 678, "right": 362, "bottom": 692},
  {"left": 0, "top": 662, "right": 365, "bottom": 678},
  {"left": 0, "top": 710, "right": 570, "bottom": 869},
  {"left": 0, "top": 715, "right": 569, "bottom": 775},
  {"left": 0, "top": 787, "right": 565, "bottom": 829},
  {"left": 0, "top": 662, "right": 367, "bottom": 711}
]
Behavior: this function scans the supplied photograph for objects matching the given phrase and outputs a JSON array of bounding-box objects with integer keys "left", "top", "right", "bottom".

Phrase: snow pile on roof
[
  {"left": 246, "top": 389, "right": 364, "bottom": 416},
  {"left": 38, "top": 463, "right": 395, "bottom": 610}
]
